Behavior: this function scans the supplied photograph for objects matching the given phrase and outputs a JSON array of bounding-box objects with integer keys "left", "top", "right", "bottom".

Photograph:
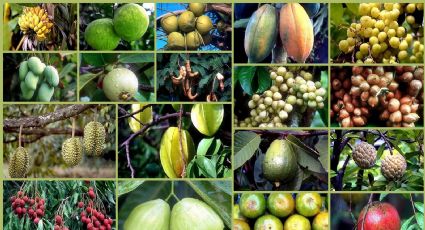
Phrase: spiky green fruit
[
  {"left": 84, "top": 121, "right": 106, "bottom": 156},
  {"left": 62, "top": 138, "right": 83, "bottom": 166},
  {"left": 9, "top": 147, "right": 29, "bottom": 178}
]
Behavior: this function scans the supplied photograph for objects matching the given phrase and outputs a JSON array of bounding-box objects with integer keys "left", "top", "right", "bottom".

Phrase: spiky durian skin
[
  {"left": 62, "top": 138, "right": 83, "bottom": 166},
  {"left": 9, "top": 147, "right": 29, "bottom": 178},
  {"left": 84, "top": 121, "right": 106, "bottom": 156}
]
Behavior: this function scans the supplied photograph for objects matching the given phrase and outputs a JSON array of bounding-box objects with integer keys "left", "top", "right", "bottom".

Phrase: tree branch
[{"left": 3, "top": 104, "right": 95, "bottom": 130}]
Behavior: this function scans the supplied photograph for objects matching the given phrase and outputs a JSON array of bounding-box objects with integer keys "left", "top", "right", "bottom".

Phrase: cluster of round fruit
[
  {"left": 62, "top": 121, "right": 106, "bottom": 167},
  {"left": 235, "top": 67, "right": 327, "bottom": 128},
  {"left": 352, "top": 141, "right": 407, "bottom": 181},
  {"left": 18, "top": 56, "right": 59, "bottom": 101},
  {"left": 331, "top": 66, "right": 423, "bottom": 127},
  {"left": 9, "top": 191, "right": 46, "bottom": 224},
  {"left": 53, "top": 215, "right": 69, "bottom": 230},
  {"left": 77, "top": 187, "right": 113, "bottom": 230},
  {"left": 338, "top": 3, "right": 424, "bottom": 63},
  {"left": 84, "top": 3, "right": 149, "bottom": 50},
  {"left": 235, "top": 192, "right": 328, "bottom": 230},
  {"left": 18, "top": 6, "right": 53, "bottom": 42},
  {"left": 161, "top": 3, "right": 213, "bottom": 50}
]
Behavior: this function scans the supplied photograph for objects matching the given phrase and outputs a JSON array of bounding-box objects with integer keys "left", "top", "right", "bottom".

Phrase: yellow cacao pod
[
  {"left": 279, "top": 3, "right": 314, "bottom": 63},
  {"left": 244, "top": 4, "right": 277, "bottom": 63},
  {"left": 159, "top": 127, "right": 195, "bottom": 178}
]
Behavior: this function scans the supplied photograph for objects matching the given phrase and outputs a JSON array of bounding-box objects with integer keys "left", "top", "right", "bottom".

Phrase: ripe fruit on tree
[
  {"left": 239, "top": 193, "right": 266, "bottom": 219},
  {"left": 357, "top": 202, "right": 400, "bottom": 230},
  {"left": 9, "top": 147, "right": 29, "bottom": 178},
  {"left": 84, "top": 121, "right": 106, "bottom": 156},
  {"left": 295, "top": 192, "right": 322, "bottom": 217},
  {"left": 352, "top": 141, "right": 377, "bottom": 169},
  {"left": 113, "top": 3, "right": 149, "bottom": 42},
  {"left": 124, "top": 199, "right": 170, "bottom": 230},
  {"left": 380, "top": 153, "right": 407, "bottom": 181},
  {"left": 84, "top": 18, "right": 121, "bottom": 50},
  {"left": 102, "top": 68, "right": 139, "bottom": 101},
  {"left": 61, "top": 137, "right": 83, "bottom": 166}
]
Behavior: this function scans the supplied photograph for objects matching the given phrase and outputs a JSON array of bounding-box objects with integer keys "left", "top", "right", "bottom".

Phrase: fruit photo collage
[{"left": 0, "top": 2, "right": 424, "bottom": 230}]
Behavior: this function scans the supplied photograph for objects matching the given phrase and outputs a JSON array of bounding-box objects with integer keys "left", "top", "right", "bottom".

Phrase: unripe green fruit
[
  {"left": 277, "top": 67, "right": 286, "bottom": 76},
  {"left": 295, "top": 192, "right": 322, "bottom": 217},
  {"left": 263, "top": 139, "right": 298, "bottom": 183},
  {"left": 284, "top": 214, "right": 311, "bottom": 230},
  {"left": 103, "top": 68, "right": 139, "bottom": 101},
  {"left": 84, "top": 121, "right": 106, "bottom": 156},
  {"left": 9, "top": 147, "right": 29, "bottom": 178},
  {"left": 189, "top": 3, "right": 206, "bottom": 17},
  {"left": 44, "top": 65, "right": 59, "bottom": 87},
  {"left": 286, "top": 95, "right": 297, "bottom": 105},
  {"left": 240, "top": 193, "right": 266, "bottom": 219},
  {"left": 264, "top": 90, "right": 273, "bottom": 98},
  {"left": 25, "top": 71, "right": 39, "bottom": 90},
  {"left": 178, "top": 11, "right": 196, "bottom": 32},
  {"left": 62, "top": 137, "right": 83, "bottom": 166},
  {"left": 196, "top": 15, "right": 213, "bottom": 35},
  {"left": 113, "top": 4, "right": 149, "bottom": 42},
  {"left": 124, "top": 199, "right": 170, "bottom": 230},
  {"left": 308, "top": 100, "right": 317, "bottom": 108},
  {"left": 270, "top": 85, "right": 279, "bottom": 93},
  {"left": 170, "top": 198, "right": 224, "bottom": 230},
  {"left": 20, "top": 82, "right": 35, "bottom": 100},
  {"left": 279, "top": 110, "right": 288, "bottom": 120},
  {"left": 267, "top": 193, "right": 295, "bottom": 218},
  {"left": 85, "top": 18, "right": 120, "bottom": 50},
  {"left": 28, "top": 57, "right": 45, "bottom": 75},
  {"left": 186, "top": 31, "right": 202, "bottom": 50},
  {"left": 167, "top": 32, "right": 185, "bottom": 50},
  {"left": 254, "top": 214, "right": 283, "bottom": 230},
  {"left": 19, "top": 61, "right": 28, "bottom": 81},
  {"left": 37, "top": 82, "right": 54, "bottom": 102},
  {"left": 161, "top": 15, "right": 178, "bottom": 34}
]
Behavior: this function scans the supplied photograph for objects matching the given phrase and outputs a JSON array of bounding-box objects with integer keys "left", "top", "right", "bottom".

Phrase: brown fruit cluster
[
  {"left": 78, "top": 187, "right": 113, "bottom": 230},
  {"left": 9, "top": 191, "right": 45, "bottom": 224},
  {"left": 331, "top": 66, "right": 423, "bottom": 127}
]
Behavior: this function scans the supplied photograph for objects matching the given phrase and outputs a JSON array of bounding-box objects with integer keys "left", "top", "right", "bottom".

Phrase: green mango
[
  {"left": 37, "top": 82, "right": 54, "bottom": 102},
  {"left": 24, "top": 71, "right": 39, "bottom": 90},
  {"left": 44, "top": 65, "right": 59, "bottom": 87},
  {"left": 19, "top": 61, "right": 28, "bottom": 81},
  {"left": 124, "top": 199, "right": 170, "bottom": 230},
  {"left": 27, "top": 56, "right": 46, "bottom": 75},
  {"left": 20, "top": 82, "right": 35, "bottom": 100}
]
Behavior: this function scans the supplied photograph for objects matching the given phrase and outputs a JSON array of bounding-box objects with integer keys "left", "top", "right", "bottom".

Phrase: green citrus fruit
[
  {"left": 233, "top": 219, "right": 250, "bottom": 230},
  {"left": 312, "top": 212, "right": 329, "bottom": 230},
  {"left": 239, "top": 193, "right": 266, "bottom": 219},
  {"left": 189, "top": 3, "right": 206, "bottom": 17},
  {"left": 113, "top": 3, "right": 149, "bottom": 42},
  {"left": 295, "top": 193, "right": 322, "bottom": 217},
  {"left": 233, "top": 204, "right": 248, "bottom": 221},
  {"left": 267, "top": 193, "right": 295, "bottom": 218},
  {"left": 85, "top": 18, "right": 120, "bottom": 50},
  {"left": 284, "top": 214, "right": 311, "bottom": 230},
  {"left": 254, "top": 214, "right": 283, "bottom": 230},
  {"left": 102, "top": 68, "right": 139, "bottom": 101}
]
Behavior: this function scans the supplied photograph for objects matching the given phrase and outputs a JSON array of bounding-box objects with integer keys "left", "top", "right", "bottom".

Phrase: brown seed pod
[{"left": 389, "top": 111, "right": 402, "bottom": 123}]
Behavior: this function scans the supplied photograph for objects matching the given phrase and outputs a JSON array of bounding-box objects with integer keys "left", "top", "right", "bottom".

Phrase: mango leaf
[
  {"left": 191, "top": 104, "right": 224, "bottom": 136},
  {"left": 234, "top": 131, "right": 261, "bottom": 169},
  {"left": 187, "top": 181, "right": 232, "bottom": 229},
  {"left": 118, "top": 181, "right": 144, "bottom": 197},
  {"left": 286, "top": 135, "right": 325, "bottom": 173}
]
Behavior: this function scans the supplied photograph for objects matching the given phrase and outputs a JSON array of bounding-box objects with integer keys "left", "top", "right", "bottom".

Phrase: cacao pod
[
  {"left": 191, "top": 104, "right": 224, "bottom": 136},
  {"left": 279, "top": 3, "right": 314, "bottom": 63},
  {"left": 189, "top": 3, "right": 206, "bottom": 17},
  {"left": 27, "top": 56, "right": 45, "bottom": 75},
  {"left": 161, "top": 15, "right": 179, "bottom": 34},
  {"left": 159, "top": 127, "right": 195, "bottom": 178},
  {"left": 20, "top": 82, "right": 35, "bottom": 100},
  {"left": 170, "top": 198, "right": 224, "bottom": 230},
  {"left": 128, "top": 104, "right": 153, "bottom": 133},
  {"left": 44, "top": 65, "right": 59, "bottom": 87},
  {"left": 263, "top": 139, "right": 298, "bottom": 183},
  {"left": 244, "top": 4, "right": 277, "bottom": 63},
  {"left": 37, "top": 82, "right": 54, "bottom": 102},
  {"left": 84, "top": 121, "right": 106, "bottom": 156},
  {"left": 62, "top": 137, "right": 83, "bottom": 166},
  {"left": 24, "top": 71, "right": 39, "bottom": 90},
  {"left": 178, "top": 11, "right": 196, "bottom": 33},
  {"left": 196, "top": 15, "right": 213, "bottom": 35},
  {"left": 9, "top": 147, "right": 29, "bottom": 178},
  {"left": 167, "top": 32, "right": 185, "bottom": 50},
  {"left": 19, "top": 61, "right": 29, "bottom": 81},
  {"left": 124, "top": 199, "right": 170, "bottom": 230}
]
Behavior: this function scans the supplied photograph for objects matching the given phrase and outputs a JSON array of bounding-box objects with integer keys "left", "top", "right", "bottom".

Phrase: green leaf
[
  {"left": 197, "top": 138, "right": 215, "bottom": 156},
  {"left": 118, "top": 53, "right": 154, "bottom": 63},
  {"left": 191, "top": 104, "right": 224, "bottom": 136},
  {"left": 196, "top": 156, "right": 217, "bottom": 178},
  {"left": 234, "top": 18, "right": 249, "bottom": 28},
  {"left": 415, "top": 202, "right": 424, "bottom": 213},
  {"left": 255, "top": 67, "right": 271, "bottom": 93},
  {"left": 79, "top": 73, "right": 101, "bottom": 91},
  {"left": 416, "top": 213, "right": 424, "bottom": 229},
  {"left": 286, "top": 135, "right": 325, "bottom": 173},
  {"left": 345, "top": 3, "right": 359, "bottom": 15},
  {"left": 401, "top": 216, "right": 414, "bottom": 230},
  {"left": 59, "top": 63, "right": 76, "bottom": 78},
  {"left": 82, "top": 53, "right": 105, "bottom": 67},
  {"left": 331, "top": 3, "right": 344, "bottom": 25},
  {"left": 118, "top": 181, "right": 144, "bottom": 197},
  {"left": 234, "top": 131, "right": 261, "bottom": 169},
  {"left": 235, "top": 66, "right": 256, "bottom": 95}
]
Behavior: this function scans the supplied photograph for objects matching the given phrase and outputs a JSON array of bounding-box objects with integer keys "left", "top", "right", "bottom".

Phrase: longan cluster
[
  {"left": 338, "top": 3, "right": 424, "bottom": 63},
  {"left": 331, "top": 66, "right": 423, "bottom": 127},
  {"left": 78, "top": 187, "right": 113, "bottom": 230},
  {"left": 236, "top": 67, "right": 326, "bottom": 128},
  {"left": 9, "top": 191, "right": 46, "bottom": 224}
]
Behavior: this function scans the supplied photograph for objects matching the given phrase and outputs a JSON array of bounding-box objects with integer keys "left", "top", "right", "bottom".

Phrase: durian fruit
[
  {"left": 352, "top": 141, "right": 377, "bottom": 169},
  {"left": 9, "top": 147, "right": 29, "bottom": 178},
  {"left": 62, "top": 138, "right": 83, "bottom": 166},
  {"left": 83, "top": 121, "right": 106, "bottom": 156}
]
